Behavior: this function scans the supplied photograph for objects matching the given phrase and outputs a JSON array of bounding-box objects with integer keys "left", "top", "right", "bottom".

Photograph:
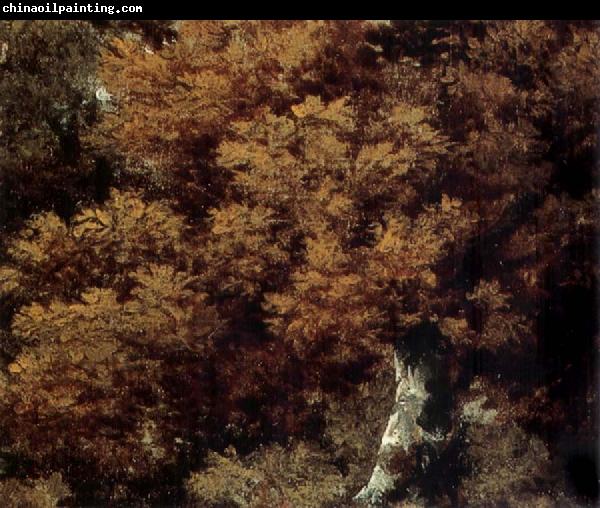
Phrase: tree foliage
[{"left": 0, "top": 19, "right": 597, "bottom": 506}]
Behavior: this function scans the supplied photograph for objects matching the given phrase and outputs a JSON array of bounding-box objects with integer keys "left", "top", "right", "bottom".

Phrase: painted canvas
[{"left": 0, "top": 20, "right": 597, "bottom": 506}]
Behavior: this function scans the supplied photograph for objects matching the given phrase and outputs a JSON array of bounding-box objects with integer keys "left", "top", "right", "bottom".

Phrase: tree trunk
[{"left": 354, "top": 345, "right": 444, "bottom": 506}]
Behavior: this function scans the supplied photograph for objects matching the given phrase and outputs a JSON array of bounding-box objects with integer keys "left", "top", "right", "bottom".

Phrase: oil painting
[{"left": 0, "top": 20, "right": 597, "bottom": 506}]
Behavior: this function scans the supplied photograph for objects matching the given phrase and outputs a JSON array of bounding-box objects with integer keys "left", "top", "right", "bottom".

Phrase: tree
[
  {"left": 0, "top": 21, "right": 100, "bottom": 224},
  {"left": 0, "top": 190, "right": 221, "bottom": 502},
  {"left": 86, "top": 21, "right": 380, "bottom": 214}
]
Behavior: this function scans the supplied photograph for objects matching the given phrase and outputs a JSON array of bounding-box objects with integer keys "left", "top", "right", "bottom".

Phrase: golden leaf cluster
[
  {"left": 264, "top": 232, "right": 384, "bottom": 360},
  {"left": 89, "top": 21, "right": 366, "bottom": 177},
  {"left": 0, "top": 190, "right": 220, "bottom": 476},
  {"left": 187, "top": 442, "right": 345, "bottom": 508},
  {"left": 0, "top": 473, "right": 70, "bottom": 508},
  {"left": 0, "top": 189, "right": 189, "bottom": 303}
]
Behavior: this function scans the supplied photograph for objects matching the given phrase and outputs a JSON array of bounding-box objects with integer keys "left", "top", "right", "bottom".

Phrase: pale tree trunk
[{"left": 354, "top": 346, "right": 445, "bottom": 506}]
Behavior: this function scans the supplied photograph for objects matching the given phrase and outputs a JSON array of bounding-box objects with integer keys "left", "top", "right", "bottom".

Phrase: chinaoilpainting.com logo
[{"left": 1, "top": 2, "right": 143, "bottom": 14}]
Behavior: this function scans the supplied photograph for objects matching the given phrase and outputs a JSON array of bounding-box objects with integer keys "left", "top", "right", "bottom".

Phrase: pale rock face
[{"left": 355, "top": 347, "right": 444, "bottom": 506}]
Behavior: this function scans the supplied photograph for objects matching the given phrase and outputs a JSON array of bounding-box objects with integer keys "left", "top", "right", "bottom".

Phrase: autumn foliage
[{"left": 0, "top": 20, "right": 598, "bottom": 506}]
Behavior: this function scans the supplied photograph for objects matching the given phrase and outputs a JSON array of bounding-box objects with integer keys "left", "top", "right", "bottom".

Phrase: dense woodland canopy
[{"left": 0, "top": 20, "right": 598, "bottom": 507}]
